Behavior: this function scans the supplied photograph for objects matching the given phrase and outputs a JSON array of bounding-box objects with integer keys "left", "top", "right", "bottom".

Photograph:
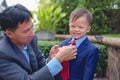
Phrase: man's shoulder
[
  {"left": 0, "top": 36, "right": 10, "bottom": 52},
  {"left": 0, "top": 36, "right": 12, "bottom": 58},
  {"left": 0, "top": 36, "right": 7, "bottom": 47}
]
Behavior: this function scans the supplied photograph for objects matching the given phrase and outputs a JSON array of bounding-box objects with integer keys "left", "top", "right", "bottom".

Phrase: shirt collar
[
  {"left": 70, "top": 36, "right": 87, "bottom": 48},
  {"left": 23, "top": 45, "right": 28, "bottom": 50}
]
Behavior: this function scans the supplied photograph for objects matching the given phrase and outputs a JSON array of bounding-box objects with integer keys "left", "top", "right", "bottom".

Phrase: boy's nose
[{"left": 74, "top": 27, "right": 79, "bottom": 31}]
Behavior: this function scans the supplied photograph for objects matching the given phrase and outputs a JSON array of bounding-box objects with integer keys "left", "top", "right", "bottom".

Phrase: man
[{"left": 0, "top": 4, "right": 77, "bottom": 80}]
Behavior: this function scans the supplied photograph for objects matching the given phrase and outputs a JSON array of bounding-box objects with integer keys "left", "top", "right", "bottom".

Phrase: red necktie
[{"left": 61, "top": 40, "right": 76, "bottom": 80}]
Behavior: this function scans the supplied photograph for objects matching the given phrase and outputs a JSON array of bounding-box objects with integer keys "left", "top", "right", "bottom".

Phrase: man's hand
[
  {"left": 55, "top": 45, "right": 77, "bottom": 63},
  {"left": 49, "top": 45, "right": 59, "bottom": 61}
]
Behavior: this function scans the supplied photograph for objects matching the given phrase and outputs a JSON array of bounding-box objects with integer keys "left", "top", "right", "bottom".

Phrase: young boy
[{"left": 57, "top": 9, "right": 99, "bottom": 80}]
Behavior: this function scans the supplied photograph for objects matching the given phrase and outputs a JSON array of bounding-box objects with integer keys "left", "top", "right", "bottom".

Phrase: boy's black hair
[{"left": 70, "top": 9, "right": 93, "bottom": 24}]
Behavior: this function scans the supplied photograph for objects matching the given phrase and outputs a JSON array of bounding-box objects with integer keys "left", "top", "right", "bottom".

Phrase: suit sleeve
[
  {"left": 0, "top": 57, "right": 54, "bottom": 80},
  {"left": 83, "top": 48, "right": 99, "bottom": 80}
]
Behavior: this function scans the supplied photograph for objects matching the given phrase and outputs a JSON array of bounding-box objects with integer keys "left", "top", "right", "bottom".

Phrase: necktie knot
[{"left": 70, "top": 40, "right": 76, "bottom": 45}]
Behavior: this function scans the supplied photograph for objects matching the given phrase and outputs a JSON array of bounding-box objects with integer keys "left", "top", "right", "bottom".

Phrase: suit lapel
[
  {"left": 28, "top": 45, "right": 38, "bottom": 72},
  {"left": 77, "top": 38, "right": 90, "bottom": 54},
  {"left": 10, "top": 43, "right": 39, "bottom": 73},
  {"left": 61, "top": 38, "right": 72, "bottom": 46},
  {"left": 6, "top": 37, "right": 32, "bottom": 73},
  {"left": 12, "top": 45, "right": 32, "bottom": 73}
]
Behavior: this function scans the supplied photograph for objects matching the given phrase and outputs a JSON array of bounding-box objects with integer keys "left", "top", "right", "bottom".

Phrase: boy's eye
[
  {"left": 79, "top": 26, "right": 84, "bottom": 28},
  {"left": 71, "top": 26, "right": 75, "bottom": 28}
]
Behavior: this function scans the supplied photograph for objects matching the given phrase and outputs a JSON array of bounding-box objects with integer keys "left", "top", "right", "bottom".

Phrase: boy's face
[{"left": 69, "top": 15, "right": 91, "bottom": 39}]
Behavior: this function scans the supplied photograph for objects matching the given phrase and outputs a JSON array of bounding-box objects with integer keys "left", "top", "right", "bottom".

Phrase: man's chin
[{"left": 25, "top": 41, "right": 32, "bottom": 45}]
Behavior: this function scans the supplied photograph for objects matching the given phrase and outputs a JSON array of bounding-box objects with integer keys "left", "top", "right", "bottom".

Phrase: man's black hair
[{"left": 0, "top": 4, "right": 32, "bottom": 31}]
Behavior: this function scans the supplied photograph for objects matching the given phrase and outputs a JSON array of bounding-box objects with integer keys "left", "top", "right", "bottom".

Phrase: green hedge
[
  {"left": 38, "top": 41, "right": 60, "bottom": 57},
  {"left": 94, "top": 44, "right": 107, "bottom": 77},
  {"left": 38, "top": 41, "right": 107, "bottom": 77}
]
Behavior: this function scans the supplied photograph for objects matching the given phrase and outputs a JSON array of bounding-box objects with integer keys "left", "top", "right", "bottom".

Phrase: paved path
[{"left": 94, "top": 78, "right": 107, "bottom": 80}]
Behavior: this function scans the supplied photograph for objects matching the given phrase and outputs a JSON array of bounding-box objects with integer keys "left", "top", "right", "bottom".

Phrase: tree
[{"left": 82, "top": 0, "right": 115, "bottom": 35}]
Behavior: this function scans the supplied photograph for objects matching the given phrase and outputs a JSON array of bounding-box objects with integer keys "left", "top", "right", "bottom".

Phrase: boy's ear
[{"left": 87, "top": 25, "right": 91, "bottom": 32}]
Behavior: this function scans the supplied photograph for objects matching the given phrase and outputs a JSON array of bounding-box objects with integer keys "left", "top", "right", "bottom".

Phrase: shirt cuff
[{"left": 46, "top": 57, "right": 62, "bottom": 76}]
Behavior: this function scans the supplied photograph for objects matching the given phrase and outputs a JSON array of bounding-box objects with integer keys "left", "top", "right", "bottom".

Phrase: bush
[
  {"left": 94, "top": 44, "right": 108, "bottom": 78},
  {"left": 38, "top": 41, "right": 108, "bottom": 77},
  {"left": 38, "top": 41, "right": 60, "bottom": 57},
  {"left": 32, "top": 0, "right": 66, "bottom": 32}
]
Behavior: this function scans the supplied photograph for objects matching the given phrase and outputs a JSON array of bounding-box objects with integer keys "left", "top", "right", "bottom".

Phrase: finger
[
  {"left": 70, "top": 50, "right": 77, "bottom": 55},
  {"left": 73, "top": 52, "right": 77, "bottom": 55},
  {"left": 53, "top": 45, "right": 59, "bottom": 49},
  {"left": 69, "top": 44, "right": 73, "bottom": 46},
  {"left": 72, "top": 45, "right": 77, "bottom": 49},
  {"left": 72, "top": 56, "right": 76, "bottom": 59}
]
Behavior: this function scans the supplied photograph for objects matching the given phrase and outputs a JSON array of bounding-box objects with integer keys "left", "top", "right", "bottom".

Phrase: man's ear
[
  {"left": 5, "top": 30, "right": 14, "bottom": 38},
  {"left": 87, "top": 26, "right": 91, "bottom": 32}
]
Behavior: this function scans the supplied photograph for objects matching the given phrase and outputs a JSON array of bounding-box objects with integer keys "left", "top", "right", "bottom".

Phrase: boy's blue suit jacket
[{"left": 57, "top": 37, "right": 99, "bottom": 80}]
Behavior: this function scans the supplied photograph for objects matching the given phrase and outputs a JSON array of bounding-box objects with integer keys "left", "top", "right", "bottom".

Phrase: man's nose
[
  {"left": 30, "top": 29, "right": 35, "bottom": 36},
  {"left": 28, "top": 28, "right": 35, "bottom": 36}
]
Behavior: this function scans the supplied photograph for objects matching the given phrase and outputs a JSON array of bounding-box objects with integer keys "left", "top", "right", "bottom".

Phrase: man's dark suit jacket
[
  {"left": 0, "top": 34, "right": 54, "bottom": 80},
  {"left": 57, "top": 37, "right": 99, "bottom": 80}
]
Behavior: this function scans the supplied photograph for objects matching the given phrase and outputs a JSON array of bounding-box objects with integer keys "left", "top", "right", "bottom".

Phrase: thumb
[{"left": 53, "top": 45, "right": 59, "bottom": 49}]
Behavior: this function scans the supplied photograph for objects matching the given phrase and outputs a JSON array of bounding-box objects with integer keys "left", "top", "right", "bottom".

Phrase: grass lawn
[
  {"left": 38, "top": 40, "right": 61, "bottom": 46},
  {"left": 99, "top": 34, "right": 120, "bottom": 38}
]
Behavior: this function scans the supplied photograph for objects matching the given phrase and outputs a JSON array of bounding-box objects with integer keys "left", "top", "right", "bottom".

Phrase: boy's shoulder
[
  {"left": 81, "top": 37, "right": 98, "bottom": 49},
  {"left": 62, "top": 38, "right": 72, "bottom": 43},
  {"left": 60, "top": 38, "right": 72, "bottom": 46}
]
